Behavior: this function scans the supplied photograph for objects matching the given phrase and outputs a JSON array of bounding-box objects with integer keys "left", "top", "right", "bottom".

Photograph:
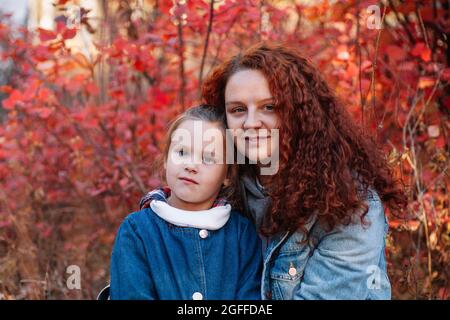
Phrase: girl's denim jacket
[
  {"left": 241, "top": 175, "right": 391, "bottom": 300},
  {"left": 110, "top": 199, "right": 262, "bottom": 300}
]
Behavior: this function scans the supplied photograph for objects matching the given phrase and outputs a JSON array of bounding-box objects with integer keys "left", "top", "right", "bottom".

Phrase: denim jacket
[
  {"left": 110, "top": 203, "right": 262, "bottom": 300},
  {"left": 241, "top": 175, "right": 391, "bottom": 300}
]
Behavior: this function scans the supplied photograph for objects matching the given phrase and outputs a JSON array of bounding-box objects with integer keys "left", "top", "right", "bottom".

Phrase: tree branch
[{"left": 198, "top": 0, "right": 215, "bottom": 98}]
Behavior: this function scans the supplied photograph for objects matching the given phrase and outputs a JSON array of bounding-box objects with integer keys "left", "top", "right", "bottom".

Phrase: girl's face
[
  {"left": 165, "top": 119, "right": 228, "bottom": 211},
  {"left": 224, "top": 69, "right": 280, "bottom": 165}
]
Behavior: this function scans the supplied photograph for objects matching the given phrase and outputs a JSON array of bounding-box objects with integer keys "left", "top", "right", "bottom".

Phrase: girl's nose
[{"left": 184, "top": 163, "right": 198, "bottom": 174}]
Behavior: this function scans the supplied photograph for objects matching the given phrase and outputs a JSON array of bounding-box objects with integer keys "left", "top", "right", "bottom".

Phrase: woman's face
[{"left": 224, "top": 69, "right": 280, "bottom": 167}]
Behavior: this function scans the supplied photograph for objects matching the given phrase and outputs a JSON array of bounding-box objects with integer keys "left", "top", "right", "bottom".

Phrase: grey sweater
[{"left": 240, "top": 174, "right": 271, "bottom": 253}]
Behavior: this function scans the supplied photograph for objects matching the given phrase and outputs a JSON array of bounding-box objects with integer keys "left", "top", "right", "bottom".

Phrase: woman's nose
[{"left": 243, "top": 110, "right": 262, "bottom": 129}]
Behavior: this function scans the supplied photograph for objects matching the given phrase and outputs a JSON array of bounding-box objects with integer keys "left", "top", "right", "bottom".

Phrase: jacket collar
[
  {"left": 150, "top": 200, "right": 231, "bottom": 230},
  {"left": 141, "top": 187, "right": 231, "bottom": 230}
]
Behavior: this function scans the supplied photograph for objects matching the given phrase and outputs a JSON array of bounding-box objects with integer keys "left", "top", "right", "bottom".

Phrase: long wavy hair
[{"left": 202, "top": 42, "right": 407, "bottom": 236}]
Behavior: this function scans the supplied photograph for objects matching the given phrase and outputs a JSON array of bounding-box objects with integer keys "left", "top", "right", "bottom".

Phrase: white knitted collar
[{"left": 150, "top": 200, "right": 231, "bottom": 230}]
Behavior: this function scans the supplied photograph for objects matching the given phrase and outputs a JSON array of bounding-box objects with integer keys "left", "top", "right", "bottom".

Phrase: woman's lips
[{"left": 245, "top": 136, "right": 270, "bottom": 144}]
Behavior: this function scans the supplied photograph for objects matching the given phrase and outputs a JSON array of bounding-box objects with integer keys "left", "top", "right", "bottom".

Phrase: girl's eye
[
  {"left": 203, "top": 156, "right": 217, "bottom": 165},
  {"left": 176, "top": 149, "right": 187, "bottom": 157},
  {"left": 264, "top": 104, "right": 275, "bottom": 111}
]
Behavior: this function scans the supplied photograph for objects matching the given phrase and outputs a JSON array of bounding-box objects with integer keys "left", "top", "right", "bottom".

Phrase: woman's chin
[{"left": 239, "top": 150, "right": 273, "bottom": 165}]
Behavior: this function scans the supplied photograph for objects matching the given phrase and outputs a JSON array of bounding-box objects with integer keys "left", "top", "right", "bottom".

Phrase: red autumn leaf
[
  {"left": 0, "top": 0, "right": 448, "bottom": 301},
  {"left": 137, "top": 103, "right": 150, "bottom": 116},
  {"left": 38, "top": 87, "right": 52, "bottom": 101},
  {"left": 66, "top": 74, "right": 86, "bottom": 93},
  {"left": 442, "top": 68, "right": 450, "bottom": 81},
  {"left": 443, "top": 96, "right": 450, "bottom": 110},
  {"left": 37, "top": 28, "right": 57, "bottom": 42},
  {"left": 35, "top": 108, "right": 53, "bottom": 119},
  {"left": 110, "top": 89, "right": 125, "bottom": 100},
  {"left": 435, "top": 136, "right": 446, "bottom": 149},
  {"left": 62, "top": 28, "right": 77, "bottom": 40},
  {"left": 134, "top": 59, "right": 146, "bottom": 72},
  {"left": 90, "top": 186, "right": 107, "bottom": 197},
  {"left": 386, "top": 45, "right": 407, "bottom": 62},
  {"left": 161, "top": 32, "right": 177, "bottom": 41},
  {"left": 411, "top": 42, "right": 431, "bottom": 62},
  {"left": 56, "top": 21, "right": 66, "bottom": 34},
  {"left": 2, "top": 90, "right": 23, "bottom": 110},
  {"left": 389, "top": 219, "right": 402, "bottom": 229},
  {"left": 85, "top": 82, "right": 100, "bottom": 96}
]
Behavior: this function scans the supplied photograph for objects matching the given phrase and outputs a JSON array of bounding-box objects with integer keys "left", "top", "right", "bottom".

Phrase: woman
[{"left": 140, "top": 42, "right": 407, "bottom": 300}]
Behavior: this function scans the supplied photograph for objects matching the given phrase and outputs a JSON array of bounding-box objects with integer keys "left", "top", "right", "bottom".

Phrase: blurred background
[{"left": 0, "top": 0, "right": 448, "bottom": 299}]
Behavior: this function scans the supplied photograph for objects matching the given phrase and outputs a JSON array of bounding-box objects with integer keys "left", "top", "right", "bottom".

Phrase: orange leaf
[
  {"left": 0, "top": 85, "right": 12, "bottom": 94},
  {"left": 418, "top": 76, "right": 435, "bottom": 89},
  {"left": 411, "top": 42, "right": 431, "bottom": 62}
]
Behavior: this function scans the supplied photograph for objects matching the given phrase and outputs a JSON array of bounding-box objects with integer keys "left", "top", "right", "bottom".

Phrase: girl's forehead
[
  {"left": 171, "top": 119, "right": 225, "bottom": 148},
  {"left": 175, "top": 119, "right": 224, "bottom": 133}
]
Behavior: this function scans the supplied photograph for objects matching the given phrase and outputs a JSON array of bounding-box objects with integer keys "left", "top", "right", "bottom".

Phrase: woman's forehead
[{"left": 225, "top": 69, "right": 272, "bottom": 101}]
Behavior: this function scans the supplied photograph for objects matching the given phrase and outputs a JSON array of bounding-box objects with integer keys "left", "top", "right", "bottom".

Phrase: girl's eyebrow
[{"left": 225, "top": 97, "right": 274, "bottom": 106}]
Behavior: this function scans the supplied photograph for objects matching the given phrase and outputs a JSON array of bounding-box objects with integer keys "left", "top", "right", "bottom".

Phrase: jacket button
[
  {"left": 288, "top": 267, "right": 297, "bottom": 276},
  {"left": 199, "top": 229, "right": 209, "bottom": 239},
  {"left": 192, "top": 292, "right": 203, "bottom": 300}
]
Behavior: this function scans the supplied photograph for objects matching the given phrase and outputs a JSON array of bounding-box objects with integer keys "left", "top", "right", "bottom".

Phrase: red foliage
[{"left": 0, "top": 0, "right": 448, "bottom": 300}]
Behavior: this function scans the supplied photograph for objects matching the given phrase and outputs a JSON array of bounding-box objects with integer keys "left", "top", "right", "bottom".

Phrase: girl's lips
[{"left": 179, "top": 177, "right": 199, "bottom": 184}]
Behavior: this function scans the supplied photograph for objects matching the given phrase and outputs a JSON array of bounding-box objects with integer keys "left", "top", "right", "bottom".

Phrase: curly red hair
[{"left": 202, "top": 42, "right": 407, "bottom": 236}]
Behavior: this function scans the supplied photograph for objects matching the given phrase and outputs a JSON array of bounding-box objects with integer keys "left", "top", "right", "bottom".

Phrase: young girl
[{"left": 109, "top": 104, "right": 262, "bottom": 300}]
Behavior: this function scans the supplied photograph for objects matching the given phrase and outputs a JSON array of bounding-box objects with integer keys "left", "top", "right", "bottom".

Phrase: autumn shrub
[{"left": 0, "top": 0, "right": 448, "bottom": 299}]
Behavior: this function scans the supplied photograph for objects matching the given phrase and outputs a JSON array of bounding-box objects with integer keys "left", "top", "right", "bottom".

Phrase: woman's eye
[
  {"left": 264, "top": 104, "right": 275, "bottom": 111},
  {"left": 231, "top": 106, "right": 245, "bottom": 113},
  {"left": 176, "top": 149, "right": 187, "bottom": 157}
]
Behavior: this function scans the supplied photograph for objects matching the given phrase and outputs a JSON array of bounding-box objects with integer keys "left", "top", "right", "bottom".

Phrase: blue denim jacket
[
  {"left": 110, "top": 206, "right": 262, "bottom": 300},
  {"left": 241, "top": 175, "right": 391, "bottom": 300}
]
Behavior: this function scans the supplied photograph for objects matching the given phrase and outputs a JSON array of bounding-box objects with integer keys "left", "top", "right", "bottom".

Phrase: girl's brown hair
[
  {"left": 202, "top": 42, "right": 408, "bottom": 236},
  {"left": 153, "top": 104, "right": 242, "bottom": 209}
]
